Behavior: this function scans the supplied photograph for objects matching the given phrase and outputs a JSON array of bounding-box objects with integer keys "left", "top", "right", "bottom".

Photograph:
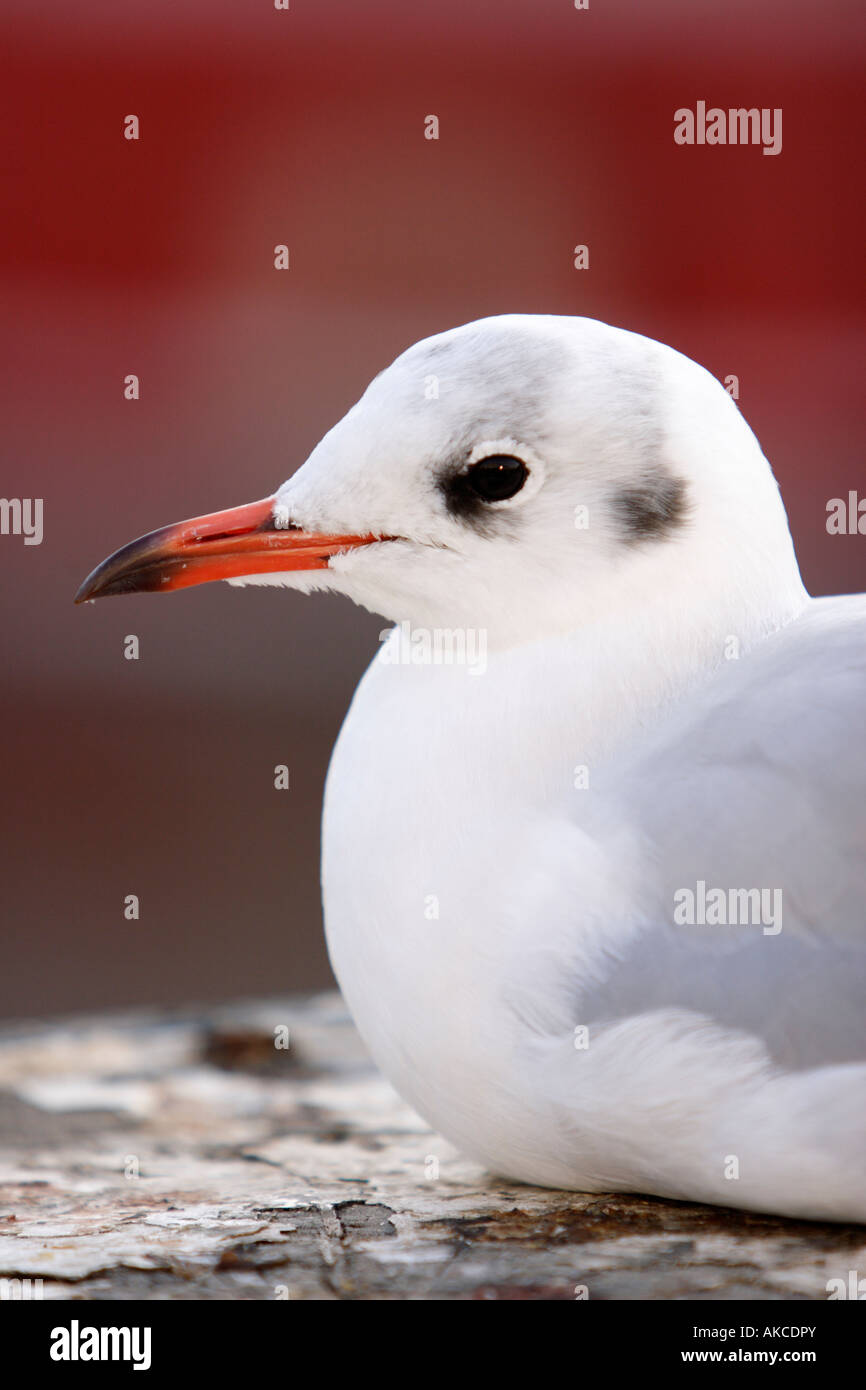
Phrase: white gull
[{"left": 77, "top": 315, "right": 866, "bottom": 1221}]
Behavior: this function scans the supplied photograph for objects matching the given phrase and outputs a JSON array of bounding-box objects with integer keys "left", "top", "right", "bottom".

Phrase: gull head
[{"left": 75, "top": 314, "right": 805, "bottom": 646}]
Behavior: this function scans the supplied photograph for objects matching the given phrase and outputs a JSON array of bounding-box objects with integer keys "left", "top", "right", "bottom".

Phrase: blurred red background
[{"left": 1, "top": 0, "right": 863, "bottom": 1019}]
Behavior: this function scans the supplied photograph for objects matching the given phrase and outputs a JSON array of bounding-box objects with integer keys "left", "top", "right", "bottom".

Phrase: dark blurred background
[{"left": 1, "top": 0, "right": 863, "bottom": 1020}]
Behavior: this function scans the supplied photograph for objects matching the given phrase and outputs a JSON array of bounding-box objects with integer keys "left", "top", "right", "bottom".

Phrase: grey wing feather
[{"left": 578, "top": 595, "right": 866, "bottom": 1069}]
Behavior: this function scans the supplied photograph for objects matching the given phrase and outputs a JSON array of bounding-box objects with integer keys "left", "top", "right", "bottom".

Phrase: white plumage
[
  {"left": 88, "top": 314, "right": 866, "bottom": 1220},
  {"left": 294, "top": 317, "right": 865, "bottom": 1221}
]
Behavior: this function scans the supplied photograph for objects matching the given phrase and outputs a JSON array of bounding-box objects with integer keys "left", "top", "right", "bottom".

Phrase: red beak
[{"left": 74, "top": 496, "right": 382, "bottom": 603}]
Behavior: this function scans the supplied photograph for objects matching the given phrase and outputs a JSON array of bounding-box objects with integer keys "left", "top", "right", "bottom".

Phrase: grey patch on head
[
  {"left": 588, "top": 344, "right": 689, "bottom": 546},
  {"left": 613, "top": 473, "right": 690, "bottom": 544},
  {"left": 406, "top": 321, "right": 566, "bottom": 440},
  {"left": 416, "top": 326, "right": 566, "bottom": 535}
]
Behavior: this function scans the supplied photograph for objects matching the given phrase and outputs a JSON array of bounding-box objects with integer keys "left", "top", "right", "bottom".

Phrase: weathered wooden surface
[{"left": 0, "top": 992, "right": 862, "bottom": 1301}]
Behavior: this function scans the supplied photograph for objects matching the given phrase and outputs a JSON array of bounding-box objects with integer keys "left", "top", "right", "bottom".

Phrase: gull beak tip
[{"left": 74, "top": 573, "right": 98, "bottom": 605}]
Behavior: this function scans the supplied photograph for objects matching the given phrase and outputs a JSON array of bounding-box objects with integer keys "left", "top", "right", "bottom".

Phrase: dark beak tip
[
  {"left": 74, "top": 562, "right": 113, "bottom": 604},
  {"left": 74, "top": 564, "right": 134, "bottom": 604},
  {"left": 74, "top": 576, "right": 96, "bottom": 605}
]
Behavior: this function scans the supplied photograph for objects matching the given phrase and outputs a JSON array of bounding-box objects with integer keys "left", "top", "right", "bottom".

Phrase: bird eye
[{"left": 465, "top": 455, "right": 528, "bottom": 502}]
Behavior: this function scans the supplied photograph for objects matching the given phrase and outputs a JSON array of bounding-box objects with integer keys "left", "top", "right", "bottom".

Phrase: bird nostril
[{"left": 193, "top": 528, "right": 243, "bottom": 544}]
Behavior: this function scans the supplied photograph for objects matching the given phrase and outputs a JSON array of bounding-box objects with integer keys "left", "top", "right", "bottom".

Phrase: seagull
[{"left": 76, "top": 314, "right": 866, "bottom": 1222}]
